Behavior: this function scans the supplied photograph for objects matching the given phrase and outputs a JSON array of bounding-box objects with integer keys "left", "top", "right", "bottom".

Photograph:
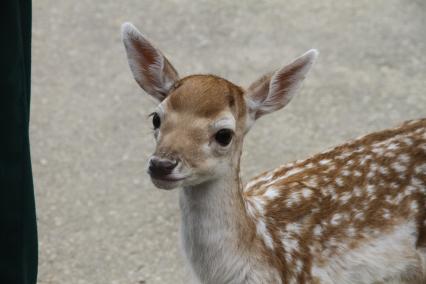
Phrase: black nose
[{"left": 148, "top": 157, "right": 178, "bottom": 177}]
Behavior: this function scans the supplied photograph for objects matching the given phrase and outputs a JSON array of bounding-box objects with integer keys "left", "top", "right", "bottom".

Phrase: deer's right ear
[{"left": 121, "top": 22, "right": 179, "bottom": 102}]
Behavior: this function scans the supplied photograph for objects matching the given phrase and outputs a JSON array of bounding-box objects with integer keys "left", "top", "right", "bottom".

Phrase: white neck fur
[{"left": 179, "top": 169, "right": 251, "bottom": 283}]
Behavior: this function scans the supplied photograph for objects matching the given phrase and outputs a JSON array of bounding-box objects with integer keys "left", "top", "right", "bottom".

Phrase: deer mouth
[
  {"left": 149, "top": 172, "right": 188, "bottom": 189},
  {"left": 150, "top": 174, "right": 186, "bottom": 182}
]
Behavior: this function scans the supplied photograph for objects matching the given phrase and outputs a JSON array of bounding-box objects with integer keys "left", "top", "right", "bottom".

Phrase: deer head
[{"left": 121, "top": 23, "right": 317, "bottom": 190}]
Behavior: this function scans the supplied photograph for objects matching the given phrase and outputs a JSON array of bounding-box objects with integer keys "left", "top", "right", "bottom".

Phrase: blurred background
[{"left": 32, "top": 0, "right": 425, "bottom": 283}]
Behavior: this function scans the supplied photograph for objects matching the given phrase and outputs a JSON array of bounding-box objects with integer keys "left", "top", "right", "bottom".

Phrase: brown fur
[
  {"left": 245, "top": 119, "right": 426, "bottom": 282},
  {"left": 162, "top": 75, "right": 426, "bottom": 283},
  {"left": 168, "top": 75, "right": 245, "bottom": 119},
  {"left": 121, "top": 26, "right": 424, "bottom": 282},
  {"left": 154, "top": 74, "right": 425, "bottom": 283}
]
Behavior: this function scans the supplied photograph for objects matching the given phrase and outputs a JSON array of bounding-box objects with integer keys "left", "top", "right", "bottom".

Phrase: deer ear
[
  {"left": 246, "top": 49, "right": 318, "bottom": 120},
  {"left": 121, "top": 22, "right": 179, "bottom": 102}
]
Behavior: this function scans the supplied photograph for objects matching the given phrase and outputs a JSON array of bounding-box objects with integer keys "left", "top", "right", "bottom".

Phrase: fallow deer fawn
[{"left": 121, "top": 23, "right": 426, "bottom": 284}]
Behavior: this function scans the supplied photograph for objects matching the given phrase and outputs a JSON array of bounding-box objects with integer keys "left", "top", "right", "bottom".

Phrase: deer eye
[
  {"left": 215, "top": 129, "right": 233, "bottom": 146},
  {"left": 152, "top": 113, "right": 161, "bottom": 129}
]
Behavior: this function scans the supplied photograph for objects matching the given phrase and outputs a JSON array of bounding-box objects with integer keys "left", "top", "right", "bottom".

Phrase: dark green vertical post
[{"left": 0, "top": 0, "right": 38, "bottom": 283}]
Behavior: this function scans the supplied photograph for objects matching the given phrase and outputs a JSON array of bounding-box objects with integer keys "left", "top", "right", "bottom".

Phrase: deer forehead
[{"left": 164, "top": 75, "right": 246, "bottom": 121}]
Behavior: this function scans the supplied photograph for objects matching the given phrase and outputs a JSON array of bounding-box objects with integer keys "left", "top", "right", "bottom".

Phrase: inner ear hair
[
  {"left": 121, "top": 22, "right": 179, "bottom": 102},
  {"left": 246, "top": 49, "right": 318, "bottom": 119}
]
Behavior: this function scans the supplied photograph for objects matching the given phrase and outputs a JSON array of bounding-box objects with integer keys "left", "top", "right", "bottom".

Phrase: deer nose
[{"left": 148, "top": 156, "right": 179, "bottom": 177}]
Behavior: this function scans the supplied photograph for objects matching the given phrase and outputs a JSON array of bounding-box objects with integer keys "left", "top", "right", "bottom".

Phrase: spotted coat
[{"left": 244, "top": 119, "right": 426, "bottom": 283}]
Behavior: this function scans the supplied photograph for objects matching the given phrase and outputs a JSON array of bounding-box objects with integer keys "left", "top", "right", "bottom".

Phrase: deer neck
[
  {"left": 179, "top": 147, "right": 256, "bottom": 282},
  {"left": 179, "top": 160, "right": 252, "bottom": 240},
  {"left": 180, "top": 166, "right": 248, "bottom": 228}
]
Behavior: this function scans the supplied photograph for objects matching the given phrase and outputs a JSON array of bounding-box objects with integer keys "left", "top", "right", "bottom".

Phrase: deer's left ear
[
  {"left": 121, "top": 22, "right": 179, "bottom": 102},
  {"left": 246, "top": 49, "right": 318, "bottom": 120}
]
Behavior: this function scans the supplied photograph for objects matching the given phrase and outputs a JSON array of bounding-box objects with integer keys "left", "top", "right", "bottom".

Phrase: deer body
[
  {"left": 179, "top": 119, "right": 426, "bottom": 284},
  {"left": 243, "top": 119, "right": 426, "bottom": 283},
  {"left": 121, "top": 23, "right": 426, "bottom": 283}
]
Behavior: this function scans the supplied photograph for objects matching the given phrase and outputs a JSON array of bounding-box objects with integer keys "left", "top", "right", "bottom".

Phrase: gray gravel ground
[{"left": 32, "top": 1, "right": 426, "bottom": 283}]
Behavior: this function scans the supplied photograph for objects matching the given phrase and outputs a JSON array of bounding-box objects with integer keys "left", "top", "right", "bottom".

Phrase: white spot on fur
[
  {"left": 411, "top": 177, "right": 423, "bottom": 188},
  {"left": 319, "top": 159, "right": 332, "bottom": 165},
  {"left": 324, "top": 185, "right": 338, "bottom": 200},
  {"left": 415, "top": 163, "right": 426, "bottom": 174},
  {"left": 367, "top": 171, "right": 375, "bottom": 179},
  {"left": 383, "top": 209, "right": 391, "bottom": 220},
  {"left": 339, "top": 192, "right": 352, "bottom": 204},
  {"left": 391, "top": 162, "right": 406, "bottom": 173},
  {"left": 405, "top": 185, "right": 416, "bottom": 194},
  {"left": 257, "top": 219, "right": 274, "bottom": 250},
  {"left": 336, "top": 177, "right": 344, "bottom": 187},
  {"left": 354, "top": 211, "right": 364, "bottom": 221},
  {"left": 394, "top": 192, "right": 404, "bottom": 204},
  {"left": 387, "top": 143, "right": 399, "bottom": 150},
  {"left": 379, "top": 166, "right": 389, "bottom": 175},
  {"left": 331, "top": 213, "right": 343, "bottom": 226},
  {"left": 360, "top": 155, "right": 372, "bottom": 165},
  {"left": 313, "top": 224, "right": 323, "bottom": 237},
  {"left": 305, "top": 162, "right": 314, "bottom": 169},
  {"left": 353, "top": 186, "right": 362, "bottom": 197},
  {"left": 410, "top": 200, "right": 418, "bottom": 212},
  {"left": 366, "top": 184, "right": 375, "bottom": 196},
  {"left": 301, "top": 188, "right": 313, "bottom": 199},
  {"left": 372, "top": 147, "right": 385, "bottom": 155},
  {"left": 281, "top": 231, "right": 299, "bottom": 254},
  {"left": 265, "top": 187, "right": 280, "bottom": 199},
  {"left": 384, "top": 151, "right": 396, "bottom": 158},
  {"left": 252, "top": 196, "right": 266, "bottom": 215},
  {"left": 286, "top": 191, "right": 301, "bottom": 207},
  {"left": 285, "top": 252, "right": 293, "bottom": 264},
  {"left": 282, "top": 167, "right": 304, "bottom": 179},
  {"left": 305, "top": 177, "right": 318, "bottom": 188},
  {"left": 286, "top": 222, "right": 302, "bottom": 235},
  {"left": 295, "top": 259, "right": 303, "bottom": 273},
  {"left": 337, "top": 152, "right": 352, "bottom": 160},
  {"left": 398, "top": 153, "right": 410, "bottom": 164},
  {"left": 325, "top": 164, "right": 337, "bottom": 173},
  {"left": 355, "top": 146, "right": 366, "bottom": 152},
  {"left": 402, "top": 137, "right": 413, "bottom": 146},
  {"left": 390, "top": 182, "right": 399, "bottom": 189}
]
